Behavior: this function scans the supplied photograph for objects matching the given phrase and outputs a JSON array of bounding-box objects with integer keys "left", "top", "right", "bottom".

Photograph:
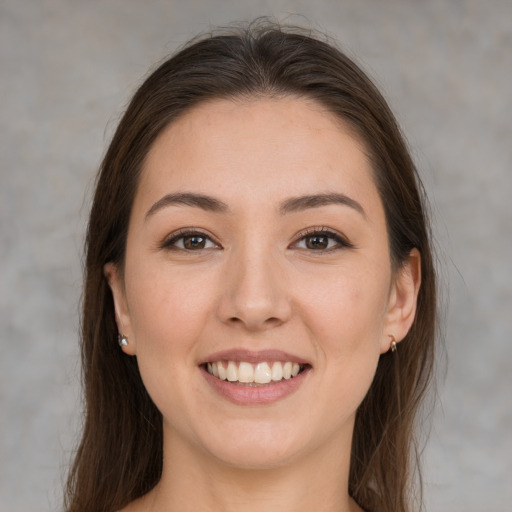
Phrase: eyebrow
[
  {"left": 279, "top": 193, "right": 366, "bottom": 218},
  {"left": 145, "top": 192, "right": 230, "bottom": 219},
  {"left": 145, "top": 191, "right": 366, "bottom": 219}
]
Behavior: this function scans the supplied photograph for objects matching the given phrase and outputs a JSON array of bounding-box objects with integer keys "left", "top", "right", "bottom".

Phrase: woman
[{"left": 65, "top": 21, "right": 436, "bottom": 512}]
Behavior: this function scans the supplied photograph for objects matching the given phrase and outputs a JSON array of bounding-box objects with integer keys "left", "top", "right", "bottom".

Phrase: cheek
[
  {"left": 125, "top": 261, "right": 217, "bottom": 360},
  {"left": 303, "top": 270, "right": 388, "bottom": 413},
  {"left": 303, "top": 268, "right": 389, "bottom": 332},
  {"left": 123, "top": 264, "right": 216, "bottom": 423},
  {"left": 283, "top": 267, "right": 387, "bottom": 443}
]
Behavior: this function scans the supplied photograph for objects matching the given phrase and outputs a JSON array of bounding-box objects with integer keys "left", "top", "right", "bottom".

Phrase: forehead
[{"left": 135, "top": 97, "right": 381, "bottom": 216}]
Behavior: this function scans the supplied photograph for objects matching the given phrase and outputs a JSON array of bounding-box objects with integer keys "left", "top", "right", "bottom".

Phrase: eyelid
[
  {"left": 159, "top": 226, "right": 352, "bottom": 252},
  {"left": 159, "top": 227, "right": 221, "bottom": 251},
  {"left": 290, "top": 226, "right": 354, "bottom": 251}
]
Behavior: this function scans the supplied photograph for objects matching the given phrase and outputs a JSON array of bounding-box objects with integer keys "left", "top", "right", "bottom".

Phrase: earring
[
  {"left": 118, "top": 333, "right": 128, "bottom": 347},
  {"left": 389, "top": 335, "right": 397, "bottom": 353}
]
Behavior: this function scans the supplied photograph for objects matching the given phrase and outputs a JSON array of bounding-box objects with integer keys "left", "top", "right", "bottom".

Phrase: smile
[
  {"left": 200, "top": 349, "right": 311, "bottom": 404},
  {"left": 205, "top": 361, "right": 305, "bottom": 385}
]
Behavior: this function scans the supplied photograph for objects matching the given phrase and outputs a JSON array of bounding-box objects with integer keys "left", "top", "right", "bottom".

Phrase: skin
[{"left": 105, "top": 97, "right": 421, "bottom": 512}]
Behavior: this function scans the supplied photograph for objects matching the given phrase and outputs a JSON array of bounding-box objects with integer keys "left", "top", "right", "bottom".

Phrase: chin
[
  {"left": 193, "top": 417, "right": 318, "bottom": 470},
  {"left": 212, "top": 440, "right": 302, "bottom": 471}
]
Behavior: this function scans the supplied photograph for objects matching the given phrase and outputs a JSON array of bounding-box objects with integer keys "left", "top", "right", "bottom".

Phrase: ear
[
  {"left": 380, "top": 248, "right": 422, "bottom": 353},
  {"left": 104, "top": 262, "right": 136, "bottom": 356}
]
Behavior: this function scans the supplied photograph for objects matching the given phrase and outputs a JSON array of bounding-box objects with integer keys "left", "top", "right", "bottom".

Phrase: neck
[{"left": 142, "top": 427, "right": 362, "bottom": 512}]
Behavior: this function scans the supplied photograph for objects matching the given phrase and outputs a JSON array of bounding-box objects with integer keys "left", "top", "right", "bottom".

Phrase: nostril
[{"left": 226, "top": 315, "right": 282, "bottom": 330}]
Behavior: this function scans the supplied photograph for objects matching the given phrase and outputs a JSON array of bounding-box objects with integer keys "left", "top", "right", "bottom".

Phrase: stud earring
[
  {"left": 118, "top": 333, "right": 128, "bottom": 347},
  {"left": 389, "top": 335, "right": 397, "bottom": 353}
]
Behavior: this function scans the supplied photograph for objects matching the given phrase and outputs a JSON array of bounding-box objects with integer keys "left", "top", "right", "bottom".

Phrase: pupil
[
  {"left": 184, "top": 236, "right": 205, "bottom": 249},
  {"left": 307, "top": 236, "right": 328, "bottom": 249}
]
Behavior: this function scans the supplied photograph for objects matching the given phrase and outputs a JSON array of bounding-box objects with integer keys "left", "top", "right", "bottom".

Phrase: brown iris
[
  {"left": 183, "top": 235, "right": 207, "bottom": 250},
  {"left": 305, "top": 235, "right": 329, "bottom": 250}
]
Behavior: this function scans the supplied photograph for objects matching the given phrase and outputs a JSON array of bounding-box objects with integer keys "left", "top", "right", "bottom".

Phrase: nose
[{"left": 216, "top": 247, "right": 292, "bottom": 332}]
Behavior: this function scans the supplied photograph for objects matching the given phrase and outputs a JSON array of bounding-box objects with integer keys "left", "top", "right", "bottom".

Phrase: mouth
[
  {"left": 203, "top": 360, "right": 308, "bottom": 386},
  {"left": 199, "top": 349, "right": 311, "bottom": 404}
]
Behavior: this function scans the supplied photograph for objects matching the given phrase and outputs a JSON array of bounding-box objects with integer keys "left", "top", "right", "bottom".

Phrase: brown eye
[
  {"left": 183, "top": 235, "right": 207, "bottom": 250},
  {"left": 304, "top": 235, "right": 330, "bottom": 250},
  {"left": 163, "top": 231, "right": 219, "bottom": 251},
  {"left": 292, "top": 229, "right": 352, "bottom": 252}
]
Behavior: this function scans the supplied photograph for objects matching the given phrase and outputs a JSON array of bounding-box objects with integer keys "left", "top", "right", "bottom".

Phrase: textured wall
[{"left": 1, "top": 1, "right": 511, "bottom": 511}]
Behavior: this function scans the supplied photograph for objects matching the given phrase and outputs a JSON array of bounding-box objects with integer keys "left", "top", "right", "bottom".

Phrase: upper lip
[{"left": 200, "top": 349, "right": 311, "bottom": 366}]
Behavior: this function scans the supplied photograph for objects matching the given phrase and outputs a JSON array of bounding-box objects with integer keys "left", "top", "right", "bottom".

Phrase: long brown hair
[{"left": 65, "top": 20, "right": 437, "bottom": 512}]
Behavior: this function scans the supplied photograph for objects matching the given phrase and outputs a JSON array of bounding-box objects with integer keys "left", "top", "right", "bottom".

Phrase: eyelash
[
  {"left": 160, "top": 228, "right": 220, "bottom": 251},
  {"left": 160, "top": 227, "right": 353, "bottom": 253},
  {"left": 291, "top": 227, "right": 354, "bottom": 252}
]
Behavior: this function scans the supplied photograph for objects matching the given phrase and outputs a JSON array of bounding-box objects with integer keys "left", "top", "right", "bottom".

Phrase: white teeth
[
  {"left": 271, "top": 361, "right": 283, "bottom": 381},
  {"left": 254, "top": 362, "right": 272, "bottom": 384},
  {"left": 238, "top": 362, "right": 254, "bottom": 383},
  {"left": 283, "top": 362, "right": 292, "bottom": 379},
  {"left": 217, "top": 363, "right": 227, "bottom": 380},
  {"left": 206, "top": 360, "right": 304, "bottom": 383},
  {"left": 226, "top": 361, "right": 238, "bottom": 382}
]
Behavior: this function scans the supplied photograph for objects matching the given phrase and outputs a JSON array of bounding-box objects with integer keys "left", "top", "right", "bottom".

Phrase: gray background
[{"left": 1, "top": 1, "right": 511, "bottom": 511}]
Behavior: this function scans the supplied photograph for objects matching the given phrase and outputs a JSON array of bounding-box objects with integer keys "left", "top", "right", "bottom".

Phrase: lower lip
[{"left": 201, "top": 366, "right": 310, "bottom": 405}]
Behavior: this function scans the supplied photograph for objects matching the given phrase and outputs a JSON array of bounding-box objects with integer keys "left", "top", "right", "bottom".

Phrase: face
[{"left": 106, "top": 97, "right": 420, "bottom": 470}]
